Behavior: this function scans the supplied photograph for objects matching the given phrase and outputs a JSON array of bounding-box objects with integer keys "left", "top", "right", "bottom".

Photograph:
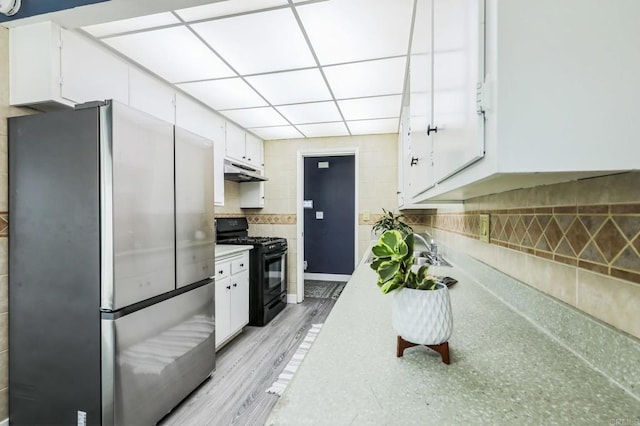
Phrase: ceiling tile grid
[{"left": 83, "top": 0, "right": 415, "bottom": 139}]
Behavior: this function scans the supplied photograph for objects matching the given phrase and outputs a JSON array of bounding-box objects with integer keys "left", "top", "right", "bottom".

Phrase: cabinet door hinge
[
  {"left": 476, "top": 82, "right": 485, "bottom": 115},
  {"left": 476, "top": 79, "right": 492, "bottom": 115}
]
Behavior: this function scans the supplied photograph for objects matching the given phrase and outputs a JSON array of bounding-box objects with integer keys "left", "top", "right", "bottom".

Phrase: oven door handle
[{"left": 264, "top": 250, "right": 287, "bottom": 261}]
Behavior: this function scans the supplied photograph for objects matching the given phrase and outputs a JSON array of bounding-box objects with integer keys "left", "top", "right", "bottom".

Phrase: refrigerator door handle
[{"left": 99, "top": 101, "right": 115, "bottom": 310}]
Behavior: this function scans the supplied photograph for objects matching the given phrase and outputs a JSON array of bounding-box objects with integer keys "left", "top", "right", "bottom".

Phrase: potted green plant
[
  {"left": 370, "top": 230, "right": 453, "bottom": 364},
  {"left": 371, "top": 209, "right": 413, "bottom": 236}
]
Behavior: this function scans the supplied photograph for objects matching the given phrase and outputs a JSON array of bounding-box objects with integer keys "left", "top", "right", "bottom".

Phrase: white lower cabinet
[{"left": 215, "top": 251, "right": 250, "bottom": 349}]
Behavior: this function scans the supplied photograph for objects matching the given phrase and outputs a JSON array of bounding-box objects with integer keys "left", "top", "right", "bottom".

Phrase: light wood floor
[{"left": 159, "top": 297, "right": 337, "bottom": 426}]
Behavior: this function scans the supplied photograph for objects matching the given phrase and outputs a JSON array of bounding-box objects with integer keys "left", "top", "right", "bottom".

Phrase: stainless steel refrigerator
[{"left": 8, "top": 100, "right": 216, "bottom": 425}]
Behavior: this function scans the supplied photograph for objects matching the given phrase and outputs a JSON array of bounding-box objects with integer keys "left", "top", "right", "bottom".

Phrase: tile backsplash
[
  {"left": 419, "top": 204, "right": 640, "bottom": 285},
  {"left": 403, "top": 172, "right": 640, "bottom": 339}
]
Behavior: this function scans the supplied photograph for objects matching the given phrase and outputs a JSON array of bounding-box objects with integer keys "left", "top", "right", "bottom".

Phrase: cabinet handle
[
  {"left": 226, "top": 285, "right": 231, "bottom": 290},
  {"left": 410, "top": 157, "right": 419, "bottom": 167},
  {"left": 239, "top": 263, "right": 244, "bottom": 267},
  {"left": 218, "top": 270, "right": 224, "bottom": 275},
  {"left": 247, "top": 158, "right": 251, "bottom": 161},
  {"left": 427, "top": 125, "right": 438, "bottom": 136},
  {"left": 233, "top": 283, "right": 237, "bottom": 287}
]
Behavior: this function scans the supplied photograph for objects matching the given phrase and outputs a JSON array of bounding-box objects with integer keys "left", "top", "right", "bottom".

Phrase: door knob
[
  {"left": 427, "top": 125, "right": 438, "bottom": 136},
  {"left": 410, "top": 157, "right": 419, "bottom": 166}
]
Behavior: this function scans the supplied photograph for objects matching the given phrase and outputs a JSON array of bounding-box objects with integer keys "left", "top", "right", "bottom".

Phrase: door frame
[{"left": 296, "top": 148, "right": 359, "bottom": 303}]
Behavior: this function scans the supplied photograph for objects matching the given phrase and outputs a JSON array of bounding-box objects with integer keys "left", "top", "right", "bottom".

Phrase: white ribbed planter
[{"left": 392, "top": 284, "right": 453, "bottom": 345}]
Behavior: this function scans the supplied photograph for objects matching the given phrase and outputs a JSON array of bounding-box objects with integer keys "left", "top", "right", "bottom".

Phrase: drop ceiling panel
[
  {"left": 176, "top": 0, "right": 288, "bottom": 22},
  {"left": 103, "top": 27, "right": 235, "bottom": 82},
  {"left": 220, "top": 107, "right": 288, "bottom": 128},
  {"left": 191, "top": 9, "right": 315, "bottom": 75},
  {"left": 296, "top": 0, "right": 413, "bottom": 65},
  {"left": 323, "top": 57, "right": 406, "bottom": 99},
  {"left": 276, "top": 101, "right": 342, "bottom": 124},
  {"left": 245, "top": 68, "right": 331, "bottom": 105},
  {"left": 178, "top": 78, "right": 267, "bottom": 110},
  {"left": 297, "top": 122, "right": 349, "bottom": 138},
  {"left": 78, "top": 0, "right": 416, "bottom": 139},
  {"left": 338, "top": 95, "right": 402, "bottom": 121},
  {"left": 249, "top": 126, "right": 304, "bottom": 140},
  {"left": 348, "top": 118, "right": 399, "bottom": 135},
  {"left": 83, "top": 12, "right": 180, "bottom": 37}
]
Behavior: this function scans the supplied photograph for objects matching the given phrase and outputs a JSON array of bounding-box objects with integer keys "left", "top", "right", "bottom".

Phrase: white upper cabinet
[
  {"left": 10, "top": 22, "right": 128, "bottom": 109},
  {"left": 408, "top": 0, "right": 435, "bottom": 200},
  {"left": 129, "top": 68, "right": 176, "bottom": 124},
  {"left": 175, "top": 93, "right": 224, "bottom": 142},
  {"left": 431, "top": 0, "right": 484, "bottom": 183},
  {"left": 245, "top": 133, "right": 264, "bottom": 168},
  {"left": 214, "top": 138, "right": 225, "bottom": 207},
  {"left": 411, "top": 0, "right": 640, "bottom": 202},
  {"left": 175, "top": 93, "right": 226, "bottom": 206},
  {"left": 407, "top": 0, "right": 484, "bottom": 201},
  {"left": 397, "top": 106, "right": 408, "bottom": 208},
  {"left": 225, "top": 123, "right": 246, "bottom": 163},
  {"left": 60, "top": 29, "right": 129, "bottom": 106},
  {"left": 10, "top": 22, "right": 62, "bottom": 108},
  {"left": 225, "top": 122, "right": 264, "bottom": 170}
]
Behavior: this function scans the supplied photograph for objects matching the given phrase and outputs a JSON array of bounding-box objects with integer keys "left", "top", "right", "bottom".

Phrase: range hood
[{"left": 223, "top": 160, "right": 268, "bottom": 182}]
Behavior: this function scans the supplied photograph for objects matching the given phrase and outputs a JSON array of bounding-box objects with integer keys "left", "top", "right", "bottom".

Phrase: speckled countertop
[
  {"left": 267, "top": 247, "right": 640, "bottom": 425},
  {"left": 215, "top": 244, "right": 253, "bottom": 259}
]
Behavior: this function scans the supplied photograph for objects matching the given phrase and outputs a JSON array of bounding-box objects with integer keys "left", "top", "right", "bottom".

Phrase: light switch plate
[{"left": 479, "top": 214, "right": 490, "bottom": 243}]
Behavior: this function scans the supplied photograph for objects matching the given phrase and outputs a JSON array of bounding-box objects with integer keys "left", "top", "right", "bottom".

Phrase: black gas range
[
  {"left": 220, "top": 236, "right": 287, "bottom": 252},
  {"left": 216, "top": 217, "right": 287, "bottom": 326}
]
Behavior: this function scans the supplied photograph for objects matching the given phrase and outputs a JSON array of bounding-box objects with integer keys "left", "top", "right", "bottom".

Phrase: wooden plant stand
[{"left": 396, "top": 336, "right": 450, "bottom": 364}]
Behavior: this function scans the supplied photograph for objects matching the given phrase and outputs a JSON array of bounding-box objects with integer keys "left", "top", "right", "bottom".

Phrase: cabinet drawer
[
  {"left": 215, "top": 262, "right": 230, "bottom": 280},
  {"left": 231, "top": 253, "right": 249, "bottom": 274}
]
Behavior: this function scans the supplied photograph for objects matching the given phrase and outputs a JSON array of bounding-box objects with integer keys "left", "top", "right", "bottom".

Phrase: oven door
[{"left": 263, "top": 249, "right": 286, "bottom": 302}]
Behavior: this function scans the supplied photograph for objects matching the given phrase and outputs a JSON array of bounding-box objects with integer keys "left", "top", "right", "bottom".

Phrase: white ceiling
[{"left": 82, "top": 0, "right": 415, "bottom": 140}]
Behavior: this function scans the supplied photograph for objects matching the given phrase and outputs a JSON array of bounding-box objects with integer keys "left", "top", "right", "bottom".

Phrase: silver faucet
[
  {"left": 413, "top": 233, "right": 440, "bottom": 264},
  {"left": 412, "top": 233, "right": 430, "bottom": 251}
]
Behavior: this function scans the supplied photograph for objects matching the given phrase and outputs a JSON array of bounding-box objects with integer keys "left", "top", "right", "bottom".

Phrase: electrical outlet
[
  {"left": 363, "top": 210, "right": 370, "bottom": 221},
  {"left": 479, "top": 214, "right": 490, "bottom": 243}
]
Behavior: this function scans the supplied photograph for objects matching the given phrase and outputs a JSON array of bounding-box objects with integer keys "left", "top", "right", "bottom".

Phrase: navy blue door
[{"left": 304, "top": 155, "right": 355, "bottom": 275}]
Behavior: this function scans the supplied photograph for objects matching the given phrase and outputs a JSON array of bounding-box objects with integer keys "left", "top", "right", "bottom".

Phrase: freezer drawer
[{"left": 101, "top": 281, "right": 215, "bottom": 425}]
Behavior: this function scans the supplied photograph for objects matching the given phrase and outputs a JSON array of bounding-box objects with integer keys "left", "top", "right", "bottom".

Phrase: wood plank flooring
[{"left": 159, "top": 297, "right": 337, "bottom": 426}]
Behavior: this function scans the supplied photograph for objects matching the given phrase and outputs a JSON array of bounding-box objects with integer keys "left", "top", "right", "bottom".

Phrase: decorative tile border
[
  {"left": 247, "top": 214, "right": 296, "bottom": 225},
  {"left": 0, "top": 212, "right": 7, "bottom": 237},
  {"left": 359, "top": 213, "right": 432, "bottom": 226},
  {"left": 215, "top": 212, "right": 431, "bottom": 227},
  {"left": 428, "top": 204, "right": 640, "bottom": 285}
]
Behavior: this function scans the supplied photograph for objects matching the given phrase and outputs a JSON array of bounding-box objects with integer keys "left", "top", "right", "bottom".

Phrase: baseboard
[
  {"left": 287, "top": 294, "right": 298, "bottom": 303},
  {"left": 304, "top": 273, "right": 351, "bottom": 282}
]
